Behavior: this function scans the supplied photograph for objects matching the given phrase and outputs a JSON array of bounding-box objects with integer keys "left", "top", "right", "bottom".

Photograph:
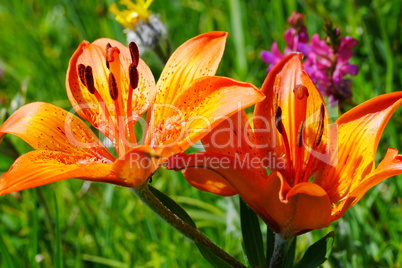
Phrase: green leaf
[
  {"left": 196, "top": 244, "right": 233, "bottom": 268},
  {"left": 148, "top": 185, "right": 196, "bottom": 228},
  {"left": 239, "top": 198, "right": 265, "bottom": 267},
  {"left": 149, "top": 186, "right": 235, "bottom": 267},
  {"left": 284, "top": 236, "right": 297, "bottom": 268},
  {"left": 265, "top": 228, "right": 275, "bottom": 267},
  {"left": 31, "top": 189, "right": 39, "bottom": 268},
  {"left": 292, "top": 231, "right": 334, "bottom": 268},
  {"left": 0, "top": 236, "right": 14, "bottom": 267},
  {"left": 53, "top": 193, "right": 63, "bottom": 268}
]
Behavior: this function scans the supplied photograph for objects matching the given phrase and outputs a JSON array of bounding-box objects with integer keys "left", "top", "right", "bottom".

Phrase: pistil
[
  {"left": 293, "top": 84, "right": 309, "bottom": 184},
  {"left": 106, "top": 44, "right": 127, "bottom": 156}
]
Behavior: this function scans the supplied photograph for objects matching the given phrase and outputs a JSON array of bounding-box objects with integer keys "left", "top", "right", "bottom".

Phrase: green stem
[
  {"left": 131, "top": 185, "right": 246, "bottom": 268},
  {"left": 154, "top": 41, "right": 169, "bottom": 64},
  {"left": 265, "top": 228, "right": 275, "bottom": 267},
  {"left": 269, "top": 234, "right": 294, "bottom": 268}
]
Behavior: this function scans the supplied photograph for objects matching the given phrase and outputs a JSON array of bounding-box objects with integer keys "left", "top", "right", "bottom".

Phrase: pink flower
[
  {"left": 261, "top": 12, "right": 359, "bottom": 104},
  {"left": 304, "top": 34, "right": 358, "bottom": 104},
  {"left": 261, "top": 12, "right": 309, "bottom": 71}
]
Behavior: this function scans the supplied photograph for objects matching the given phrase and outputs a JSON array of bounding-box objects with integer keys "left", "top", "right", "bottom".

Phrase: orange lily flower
[
  {"left": 168, "top": 53, "right": 402, "bottom": 239},
  {"left": 0, "top": 31, "right": 264, "bottom": 195}
]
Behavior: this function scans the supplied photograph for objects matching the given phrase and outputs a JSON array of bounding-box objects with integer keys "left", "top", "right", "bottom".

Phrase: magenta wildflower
[
  {"left": 261, "top": 12, "right": 309, "bottom": 72},
  {"left": 261, "top": 12, "right": 359, "bottom": 104},
  {"left": 304, "top": 31, "right": 359, "bottom": 104}
]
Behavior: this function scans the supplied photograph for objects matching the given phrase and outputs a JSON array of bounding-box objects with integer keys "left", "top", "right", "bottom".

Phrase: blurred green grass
[{"left": 0, "top": 0, "right": 401, "bottom": 267}]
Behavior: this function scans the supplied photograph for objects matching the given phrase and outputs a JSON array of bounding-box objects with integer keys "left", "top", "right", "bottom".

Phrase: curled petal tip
[{"left": 206, "top": 31, "right": 228, "bottom": 38}]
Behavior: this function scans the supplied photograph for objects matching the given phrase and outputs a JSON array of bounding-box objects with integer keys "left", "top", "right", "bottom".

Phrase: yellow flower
[{"left": 110, "top": 0, "right": 153, "bottom": 29}]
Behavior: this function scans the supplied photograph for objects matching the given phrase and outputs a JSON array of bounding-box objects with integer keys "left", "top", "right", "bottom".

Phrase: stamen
[
  {"left": 129, "top": 63, "right": 139, "bottom": 89},
  {"left": 301, "top": 105, "right": 326, "bottom": 183},
  {"left": 84, "top": 66, "right": 96, "bottom": 94},
  {"left": 315, "top": 104, "right": 325, "bottom": 146},
  {"left": 275, "top": 106, "right": 293, "bottom": 178},
  {"left": 297, "top": 121, "right": 305, "bottom": 147},
  {"left": 273, "top": 93, "right": 279, "bottom": 111},
  {"left": 78, "top": 64, "right": 86, "bottom": 86},
  {"left": 129, "top": 42, "right": 139, "bottom": 66},
  {"left": 275, "top": 106, "right": 284, "bottom": 134},
  {"left": 108, "top": 72, "right": 118, "bottom": 100},
  {"left": 127, "top": 64, "right": 138, "bottom": 145},
  {"left": 293, "top": 84, "right": 309, "bottom": 100},
  {"left": 106, "top": 43, "right": 112, "bottom": 69},
  {"left": 294, "top": 120, "right": 305, "bottom": 184}
]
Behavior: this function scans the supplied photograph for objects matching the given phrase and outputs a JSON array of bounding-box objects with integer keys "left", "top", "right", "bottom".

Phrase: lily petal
[
  {"left": 0, "top": 150, "right": 125, "bottom": 196},
  {"left": 66, "top": 40, "right": 115, "bottom": 134},
  {"left": 0, "top": 102, "right": 114, "bottom": 161},
  {"left": 155, "top": 31, "right": 228, "bottom": 106},
  {"left": 317, "top": 91, "right": 402, "bottom": 202},
  {"left": 182, "top": 167, "right": 237, "bottom": 196},
  {"left": 112, "top": 146, "right": 167, "bottom": 188},
  {"left": 260, "top": 176, "right": 332, "bottom": 238},
  {"left": 146, "top": 76, "right": 264, "bottom": 151},
  {"left": 331, "top": 148, "right": 402, "bottom": 221},
  {"left": 167, "top": 152, "right": 263, "bottom": 199},
  {"left": 201, "top": 111, "right": 255, "bottom": 159},
  {"left": 254, "top": 53, "right": 328, "bottom": 180},
  {"left": 147, "top": 32, "right": 229, "bottom": 138},
  {"left": 167, "top": 153, "right": 332, "bottom": 239},
  {"left": 179, "top": 111, "right": 265, "bottom": 196}
]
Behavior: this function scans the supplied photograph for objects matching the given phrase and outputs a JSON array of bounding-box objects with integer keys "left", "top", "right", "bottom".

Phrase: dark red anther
[
  {"left": 108, "top": 72, "right": 118, "bottom": 100},
  {"left": 297, "top": 121, "right": 305, "bottom": 148},
  {"left": 129, "top": 42, "right": 139, "bottom": 66},
  {"left": 275, "top": 106, "right": 284, "bottom": 134},
  {"left": 78, "top": 64, "right": 86, "bottom": 86},
  {"left": 315, "top": 104, "right": 325, "bottom": 146},
  {"left": 106, "top": 43, "right": 112, "bottom": 69},
  {"left": 129, "top": 63, "right": 139, "bottom": 89},
  {"left": 84, "top": 66, "right": 96, "bottom": 94}
]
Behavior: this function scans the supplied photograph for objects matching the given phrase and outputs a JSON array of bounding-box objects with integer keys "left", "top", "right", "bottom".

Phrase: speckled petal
[
  {"left": 0, "top": 150, "right": 126, "bottom": 196},
  {"left": 145, "top": 76, "right": 264, "bottom": 151},
  {"left": 0, "top": 102, "right": 114, "bottom": 161}
]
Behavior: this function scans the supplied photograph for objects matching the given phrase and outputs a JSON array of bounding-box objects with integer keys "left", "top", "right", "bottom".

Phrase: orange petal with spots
[
  {"left": 145, "top": 76, "right": 264, "bottom": 151},
  {"left": 0, "top": 102, "right": 114, "bottom": 161},
  {"left": 0, "top": 150, "right": 126, "bottom": 196},
  {"left": 331, "top": 148, "right": 402, "bottom": 221},
  {"left": 155, "top": 31, "right": 228, "bottom": 106},
  {"left": 316, "top": 91, "right": 402, "bottom": 202},
  {"left": 147, "top": 32, "right": 229, "bottom": 141}
]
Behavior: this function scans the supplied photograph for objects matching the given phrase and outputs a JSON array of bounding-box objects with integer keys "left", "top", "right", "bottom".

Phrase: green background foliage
[{"left": 0, "top": 0, "right": 401, "bottom": 267}]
